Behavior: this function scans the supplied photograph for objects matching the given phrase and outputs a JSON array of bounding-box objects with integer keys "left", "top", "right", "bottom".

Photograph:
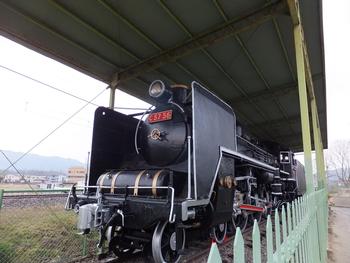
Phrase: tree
[{"left": 326, "top": 140, "right": 350, "bottom": 187}]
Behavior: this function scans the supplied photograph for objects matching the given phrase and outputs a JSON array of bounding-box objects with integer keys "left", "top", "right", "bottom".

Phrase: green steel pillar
[
  {"left": 109, "top": 75, "right": 119, "bottom": 110},
  {"left": 293, "top": 23, "right": 314, "bottom": 193},
  {"left": 109, "top": 85, "right": 116, "bottom": 109},
  {"left": 310, "top": 99, "right": 326, "bottom": 189}
]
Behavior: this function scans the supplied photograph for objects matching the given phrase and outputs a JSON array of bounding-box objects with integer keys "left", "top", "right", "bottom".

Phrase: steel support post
[
  {"left": 310, "top": 98, "right": 326, "bottom": 189},
  {"left": 293, "top": 23, "right": 314, "bottom": 193},
  {"left": 109, "top": 85, "right": 116, "bottom": 109}
]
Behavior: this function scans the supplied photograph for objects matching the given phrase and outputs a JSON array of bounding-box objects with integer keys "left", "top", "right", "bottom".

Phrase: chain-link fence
[{"left": 0, "top": 189, "right": 97, "bottom": 263}]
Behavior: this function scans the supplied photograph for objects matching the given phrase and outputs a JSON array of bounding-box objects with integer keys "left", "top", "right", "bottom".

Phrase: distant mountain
[{"left": 0, "top": 150, "right": 84, "bottom": 173}]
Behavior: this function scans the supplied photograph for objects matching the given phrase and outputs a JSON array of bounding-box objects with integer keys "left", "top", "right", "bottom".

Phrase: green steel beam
[
  {"left": 109, "top": 85, "right": 116, "bottom": 109},
  {"left": 115, "top": 0, "right": 287, "bottom": 82},
  {"left": 311, "top": 95, "right": 326, "bottom": 188},
  {"left": 288, "top": 0, "right": 326, "bottom": 190},
  {"left": 293, "top": 22, "right": 314, "bottom": 193},
  {"left": 230, "top": 73, "right": 322, "bottom": 106},
  {"left": 247, "top": 109, "right": 326, "bottom": 131}
]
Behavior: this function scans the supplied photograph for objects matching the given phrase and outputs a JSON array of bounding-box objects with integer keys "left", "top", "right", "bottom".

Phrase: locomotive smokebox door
[{"left": 138, "top": 104, "right": 188, "bottom": 167}]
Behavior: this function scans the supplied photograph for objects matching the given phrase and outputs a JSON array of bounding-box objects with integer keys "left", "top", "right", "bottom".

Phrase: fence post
[
  {"left": 274, "top": 210, "right": 281, "bottom": 262},
  {"left": 281, "top": 206, "right": 288, "bottom": 260},
  {"left": 266, "top": 215, "right": 273, "bottom": 263},
  {"left": 207, "top": 242, "right": 222, "bottom": 263},
  {"left": 285, "top": 203, "right": 292, "bottom": 261},
  {"left": 296, "top": 199, "right": 303, "bottom": 263},
  {"left": 234, "top": 227, "right": 245, "bottom": 263},
  {"left": 0, "top": 189, "right": 3, "bottom": 209},
  {"left": 82, "top": 235, "right": 87, "bottom": 256},
  {"left": 252, "top": 220, "right": 261, "bottom": 263},
  {"left": 292, "top": 200, "right": 299, "bottom": 263}
]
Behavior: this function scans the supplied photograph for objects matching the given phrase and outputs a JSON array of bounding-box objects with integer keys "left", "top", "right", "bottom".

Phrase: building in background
[
  {"left": 66, "top": 166, "right": 86, "bottom": 186},
  {"left": 3, "top": 174, "right": 23, "bottom": 183}
]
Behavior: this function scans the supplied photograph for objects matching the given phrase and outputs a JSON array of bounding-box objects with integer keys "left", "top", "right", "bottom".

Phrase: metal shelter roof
[{"left": 0, "top": 0, "right": 327, "bottom": 151}]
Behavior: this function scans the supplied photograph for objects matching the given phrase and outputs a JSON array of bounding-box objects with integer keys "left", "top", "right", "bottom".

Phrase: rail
[{"left": 207, "top": 189, "right": 328, "bottom": 263}]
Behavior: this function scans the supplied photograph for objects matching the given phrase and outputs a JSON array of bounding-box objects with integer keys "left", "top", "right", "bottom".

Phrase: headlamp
[{"left": 149, "top": 80, "right": 172, "bottom": 102}]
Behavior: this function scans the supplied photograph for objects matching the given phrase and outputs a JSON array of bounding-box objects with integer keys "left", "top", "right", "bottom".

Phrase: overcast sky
[
  {"left": 0, "top": 1, "right": 349, "bottom": 164},
  {"left": 0, "top": 37, "right": 150, "bottom": 163}
]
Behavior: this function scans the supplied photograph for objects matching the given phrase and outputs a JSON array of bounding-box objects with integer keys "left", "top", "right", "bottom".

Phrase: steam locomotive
[{"left": 66, "top": 80, "right": 306, "bottom": 262}]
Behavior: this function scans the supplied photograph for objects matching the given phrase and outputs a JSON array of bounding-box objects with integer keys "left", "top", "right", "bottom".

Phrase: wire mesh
[{"left": 0, "top": 191, "right": 97, "bottom": 263}]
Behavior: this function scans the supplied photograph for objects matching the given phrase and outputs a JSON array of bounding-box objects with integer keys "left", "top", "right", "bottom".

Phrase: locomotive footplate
[{"left": 67, "top": 184, "right": 180, "bottom": 232}]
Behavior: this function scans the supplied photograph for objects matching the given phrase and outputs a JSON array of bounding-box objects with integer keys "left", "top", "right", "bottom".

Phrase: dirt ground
[{"left": 328, "top": 189, "right": 350, "bottom": 263}]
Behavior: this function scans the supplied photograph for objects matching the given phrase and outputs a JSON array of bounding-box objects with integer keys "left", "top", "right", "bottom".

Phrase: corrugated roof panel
[
  {"left": 240, "top": 21, "right": 294, "bottom": 86},
  {"left": 0, "top": 0, "right": 327, "bottom": 150},
  {"left": 164, "top": 0, "right": 223, "bottom": 35},
  {"left": 57, "top": 0, "right": 159, "bottom": 60},
  {"left": 105, "top": 0, "right": 188, "bottom": 49},
  {"left": 215, "top": 0, "right": 267, "bottom": 19},
  {"left": 177, "top": 50, "right": 242, "bottom": 99}
]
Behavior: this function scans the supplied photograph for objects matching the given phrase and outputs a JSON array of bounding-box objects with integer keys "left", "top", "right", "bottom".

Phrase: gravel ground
[
  {"left": 1, "top": 194, "right": 276, "bottom": 262},
  {"left": 74, "top": 219, "right": 274, "bottom": 263},
  {"left": 328, "top": 190, "right": 350, "bottom": 263},
  {"left": 2, "top": 194, "right": 67, "bottom": 208}
]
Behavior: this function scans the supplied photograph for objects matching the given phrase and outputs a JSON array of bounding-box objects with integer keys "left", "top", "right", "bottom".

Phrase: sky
[
  {"left": 0, "top": 37, "right": 150, "bottom": 163},
  {"left": 0, "top": 1, "right": 350, "bottom": 165}
]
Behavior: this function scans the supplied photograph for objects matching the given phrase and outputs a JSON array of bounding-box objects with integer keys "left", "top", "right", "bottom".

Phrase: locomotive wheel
[
  {"left": 232, "top": 190, "right": 249, "bottom": 231},
  {"left": 263, "top": 192, "right": 272, "bottom": 218},
  {"left": 250, "top": 212, "right": 262, "bottom": 224},
  {"left": 210, "top": 222, "right": 227, "bottom": 244},
  {"left": 232, "top": 211, "right": 249, "bottom": 231},
  {"left": 152, "top": 221, "right": 185, "bottom": 263},
  {"left": 247, "top": 194, "right": 262, "bottom": 224},
  {"left": 109, "top": 234, "right": 135, "bottom": 259}
]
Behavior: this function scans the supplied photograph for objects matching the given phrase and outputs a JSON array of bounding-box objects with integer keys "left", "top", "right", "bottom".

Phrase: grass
[{"left": 0, "top": 206, "right": 97, "bottom": 263}]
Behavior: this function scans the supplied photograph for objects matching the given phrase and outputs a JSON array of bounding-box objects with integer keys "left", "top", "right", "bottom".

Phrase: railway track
[
  {"left": 183, "top": 219, "right": 267, "bottom": 263},
  {"left": 2, "top": 193, "right": 67, "bottom": 208},
  {"left": 75, "top": 218, "right": 269, "bottom": 263},
  {"left": 2, "top": 194, "right": 270, "bottom": 262}
]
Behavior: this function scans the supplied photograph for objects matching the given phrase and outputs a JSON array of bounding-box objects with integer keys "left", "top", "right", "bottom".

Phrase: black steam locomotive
[{"left": 66, "top": 80, "right": 306, "bottom": 262}]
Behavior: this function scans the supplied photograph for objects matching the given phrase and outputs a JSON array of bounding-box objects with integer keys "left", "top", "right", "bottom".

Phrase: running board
[{"left": 239, "top": 204, "right": 264, "bottom": 212}]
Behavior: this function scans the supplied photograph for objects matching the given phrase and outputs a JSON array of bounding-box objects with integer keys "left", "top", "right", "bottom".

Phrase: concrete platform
[{"left": 328, "top": 193, "right": 350, "bottom": 263}]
